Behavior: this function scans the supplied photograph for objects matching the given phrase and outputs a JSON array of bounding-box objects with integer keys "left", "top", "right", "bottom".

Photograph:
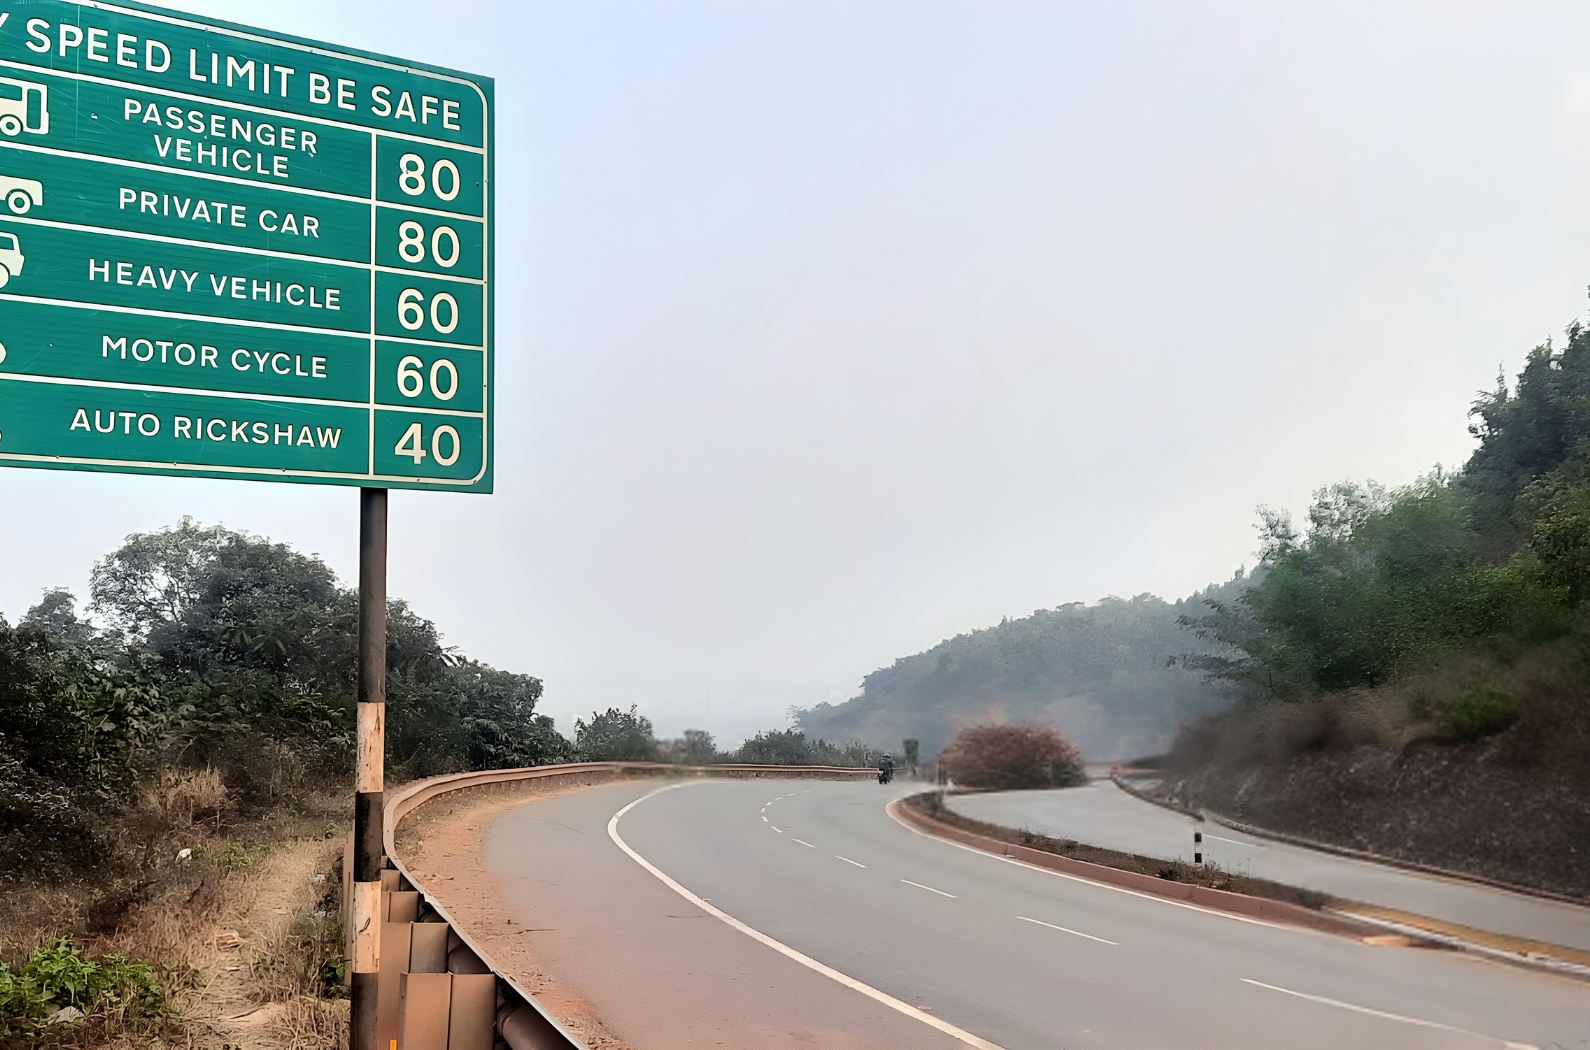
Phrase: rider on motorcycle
[{"left": 877, "top": 754, "right": 895, "bottom": 784}]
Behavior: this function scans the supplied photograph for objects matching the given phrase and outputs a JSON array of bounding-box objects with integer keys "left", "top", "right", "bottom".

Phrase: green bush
[
  {"left": 0, "top": 962, "right": 47, "bottom": 1030},
  {"left": 1441, "top": 688, "right": 1519, "bottom": 740},
  {"left": 0, "top": 938, "right": 162, "bottom": 1034}
]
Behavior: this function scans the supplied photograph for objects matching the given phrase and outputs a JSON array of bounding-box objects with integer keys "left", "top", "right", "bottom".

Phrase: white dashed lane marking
[{"left": 1017, "top": 915, "right": 1117, "bottom": 945}]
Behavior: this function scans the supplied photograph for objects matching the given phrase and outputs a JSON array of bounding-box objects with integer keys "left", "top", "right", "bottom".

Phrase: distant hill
[{"left": 795, "top": 577, "right": 1247, "bottom": 761}]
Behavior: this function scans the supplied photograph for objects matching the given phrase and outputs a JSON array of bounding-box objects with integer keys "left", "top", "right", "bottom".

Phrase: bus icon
[{"left": 0, "top": 78, "right": 47, "bottom": 137}]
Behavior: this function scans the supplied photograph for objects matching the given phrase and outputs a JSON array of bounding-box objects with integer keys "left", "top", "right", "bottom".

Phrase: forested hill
[{"left": 795, "top": 578, "right": 1248, "bottom": 761}]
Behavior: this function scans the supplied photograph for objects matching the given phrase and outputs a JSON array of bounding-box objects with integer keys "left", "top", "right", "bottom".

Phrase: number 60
[
  {"left": 397, "top": 287, "right": 459, "bottom": 334},
  {"left": 396, "top": 355, "right": 459, "bottom": 401}
]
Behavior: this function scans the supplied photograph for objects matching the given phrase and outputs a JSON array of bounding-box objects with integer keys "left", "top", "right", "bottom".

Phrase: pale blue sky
[{"left": 6, "top": 1, "right": 1590, "bottom": 744}]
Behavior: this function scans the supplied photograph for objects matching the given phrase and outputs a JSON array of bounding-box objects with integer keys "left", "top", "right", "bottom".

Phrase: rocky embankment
[{"left": 1154, "top": 736, "right": 1590, "bottom": 900}]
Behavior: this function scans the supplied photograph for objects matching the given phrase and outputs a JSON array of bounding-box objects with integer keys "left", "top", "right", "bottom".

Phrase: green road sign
[{"left": 0, "top": 1, "right": 493, "bottom": 491}]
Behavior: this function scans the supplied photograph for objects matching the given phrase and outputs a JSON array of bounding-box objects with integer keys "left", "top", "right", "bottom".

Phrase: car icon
[
  {"left": 0, "top": 174, "right": 42, "bottom": 214},
  {"left": 0, "top": 231, "right": 25, "bottom": 288}
]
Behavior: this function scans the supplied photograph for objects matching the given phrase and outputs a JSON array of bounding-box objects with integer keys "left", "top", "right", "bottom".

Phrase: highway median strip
[
  {"left": 891, "top": 791, "right": 1377, "bottom": 939},
  {"left": 894, "top": 789, "right": 1590, "bottom": 979}
]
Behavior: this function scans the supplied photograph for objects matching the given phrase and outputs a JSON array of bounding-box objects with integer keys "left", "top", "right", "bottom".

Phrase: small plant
[
  {"left": 1441, "top": 687, "right": 1519, "bottom": 741},
  {"left": 191, "top": 841, "right": 254, "bottom": 870},
  {"left": 0, "top": 938, "right": 163, "bottom": 1035},
  {"left": 216, "top": 841, "right": 253, "bottom": 870},
  {"left": 0, "top": 962, "right": 48, "bottom": 1031}
]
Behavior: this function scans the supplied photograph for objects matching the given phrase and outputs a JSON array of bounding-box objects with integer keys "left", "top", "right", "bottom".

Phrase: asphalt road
[
  {"left": 483, "top": 778, "right": 1590, "bottom": 1050},
  {"left": 949, "top": 781, "right": 1590, "bottom": 954}
]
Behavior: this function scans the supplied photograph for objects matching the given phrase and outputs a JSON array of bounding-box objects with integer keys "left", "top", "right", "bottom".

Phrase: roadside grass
[{"left": 0, "top": 784, "right": 350, "bottom": 1050}]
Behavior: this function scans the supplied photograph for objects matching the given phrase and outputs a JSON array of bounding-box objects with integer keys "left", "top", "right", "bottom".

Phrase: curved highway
[
  {"left": 481, "top": 778, "right": 1590, "bottom": 1049},
  {"left": 951, "top": 780, "right": 1590, "bottom": 955}
]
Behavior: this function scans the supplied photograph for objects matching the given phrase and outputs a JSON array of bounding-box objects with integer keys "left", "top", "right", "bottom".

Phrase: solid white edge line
[
  {"left": 901, "top": 879, "right": 957, "bottom": 898},
  {"left": 1239, "top": 979, "right": 1537, "bottom": 1049},
  {"left": 836, "top": 855, "right": 867, "bottom": 868},
  {"left": 1017, "top": 915, "right": 1118, "bottom": 945},
  {"left": 608, "top": 785, "right": 1009, "bottom": 1050}
]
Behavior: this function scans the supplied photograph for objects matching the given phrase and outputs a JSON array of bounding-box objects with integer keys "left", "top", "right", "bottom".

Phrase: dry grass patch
[{"left": 140, "top": 768, "right": 229, "bottom": 829}]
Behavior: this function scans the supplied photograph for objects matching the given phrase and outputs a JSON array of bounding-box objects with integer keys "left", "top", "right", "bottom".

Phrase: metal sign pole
[{"left": 352, "top": 487, "right": 388, "bottom": 1050}]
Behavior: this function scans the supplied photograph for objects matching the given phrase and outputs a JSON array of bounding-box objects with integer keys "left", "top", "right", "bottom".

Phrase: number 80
[{"left": 397, "top": 220, "right": 460, "bottom": 268}]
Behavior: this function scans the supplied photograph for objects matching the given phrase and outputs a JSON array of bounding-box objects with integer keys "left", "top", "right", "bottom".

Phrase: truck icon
[
  {"left": 0, "top": 231, "right": 25, "bottom": 288},
  {"left": 0, "top": 174, "right": 42, "bottom": 214},
  {"left": 0, "top": 77, "right": 47, "bottom": 137}
]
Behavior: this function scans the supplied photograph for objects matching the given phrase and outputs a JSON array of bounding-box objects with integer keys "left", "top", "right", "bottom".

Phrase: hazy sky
[{"left": 5, "top": 1, "right": 1590, "bottom": 745}]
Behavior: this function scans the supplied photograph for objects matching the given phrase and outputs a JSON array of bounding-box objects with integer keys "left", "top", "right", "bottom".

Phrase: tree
[
  {"left": 1, "top": 522, "right": 561, "bottom": 879},
  {"left": 456, "top": 663, "right": 571, "bottom": 769},
  {"left": 657, "top": 729, "right": 718, "bottom": 765},
  {"left": 1181, "top": 474, "right": 1562, "bottom": 701},
  {"left": 1465, "top": 326, "right": 1590, "bottom": 542},
  {"left": 80, "top": 519, "right": 557, "bottom": 780},
  {"left": 731, "top": 729, "right": 882, "bottom": 766},
  {"left": 88, "top": 517, "right": 236, "bottom": 641},
  {"left": 939, "top": 723, "right": 1085, "bottom": 790},
  {"left": 735, "top": 729, "right": 814, "bottom": 765},
  {"left": 574, "top": 706, "right": 656, "bottom": 761}
]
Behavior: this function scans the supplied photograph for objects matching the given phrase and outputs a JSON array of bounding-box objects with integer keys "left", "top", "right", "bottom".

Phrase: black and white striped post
[
  {"left": 351, "top": 489, "right": 388, "bottom": 1050},
  {"left": 1193, "top": 828, "right": 1203, "bottom": 865}
]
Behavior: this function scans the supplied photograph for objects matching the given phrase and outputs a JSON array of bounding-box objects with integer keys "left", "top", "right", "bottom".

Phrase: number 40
[{"left": 395, "top": 422, "right": 462, "bottom": 467}]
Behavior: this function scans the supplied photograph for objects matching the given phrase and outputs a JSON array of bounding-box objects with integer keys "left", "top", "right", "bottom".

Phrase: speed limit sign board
[{"left": 0, "top": 1, "right": 493, "bottom": 492}]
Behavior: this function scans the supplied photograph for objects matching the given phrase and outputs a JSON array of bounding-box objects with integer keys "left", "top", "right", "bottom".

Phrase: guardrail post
[
  {"left": 449, "top": 974, "right": 498, "bottom": 1050},
  {"left": 352, "top": 488, "right": 389, "bottom": 1050},
  {"left": 398, "top": 972, "right": 452, "bottom": 1050}
]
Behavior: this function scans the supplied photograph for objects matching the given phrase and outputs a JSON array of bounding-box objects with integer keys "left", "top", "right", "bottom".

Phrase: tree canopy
[
  {"left": 1181, "top": 320, "right": 1590, "bottom": 716},
  {"left": 1, "top": 519, "right": 567, "bottom": 876}
]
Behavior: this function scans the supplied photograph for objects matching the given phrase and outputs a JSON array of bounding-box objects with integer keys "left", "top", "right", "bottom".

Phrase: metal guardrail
[{"left": 370, "top": 761, "right": 877, "bottom": 1050}]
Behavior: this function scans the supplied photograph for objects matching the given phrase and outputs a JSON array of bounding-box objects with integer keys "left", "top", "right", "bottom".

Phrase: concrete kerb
[
  {"left": 379, "top": 761, "right": 879, "bottom": 1050},
  {"left": 887, "top": 792, "right": 1382, "bottom": 940}
]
